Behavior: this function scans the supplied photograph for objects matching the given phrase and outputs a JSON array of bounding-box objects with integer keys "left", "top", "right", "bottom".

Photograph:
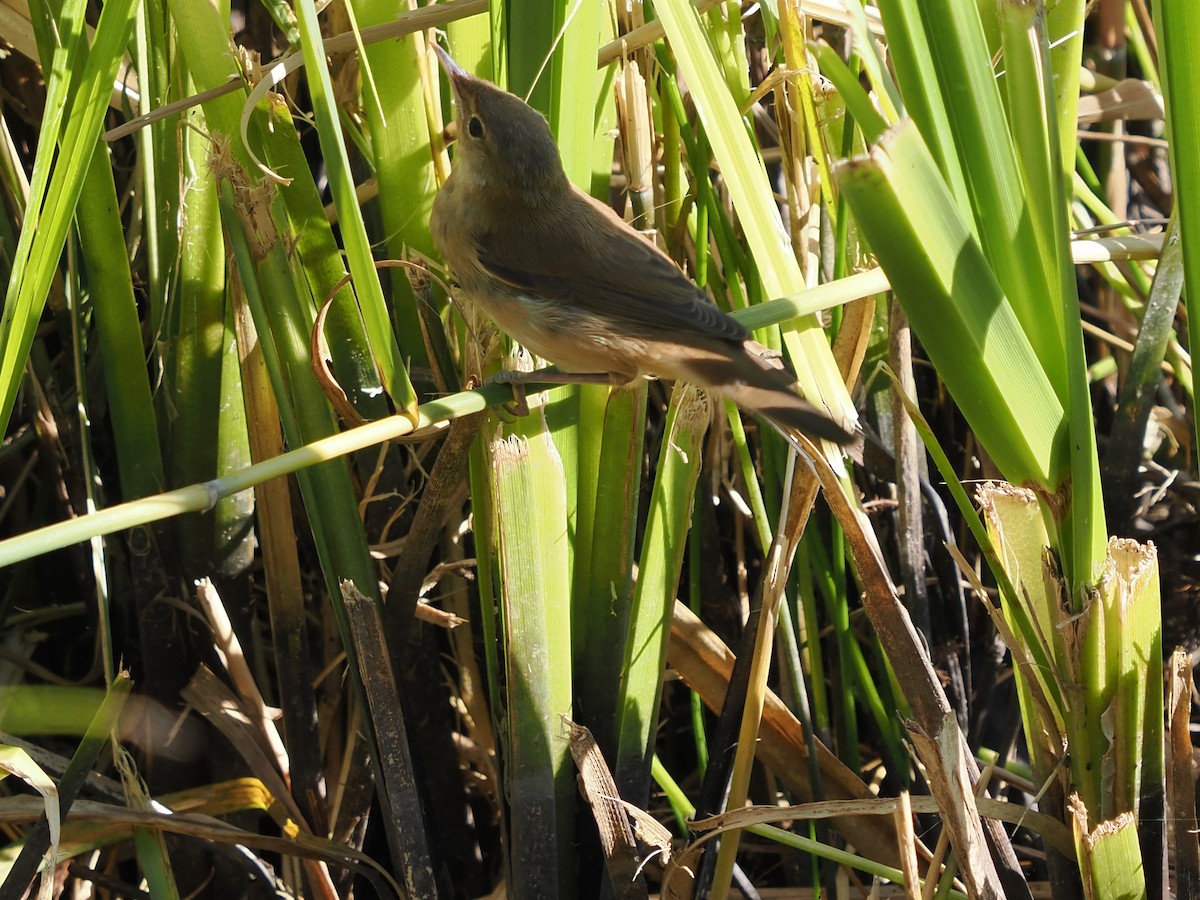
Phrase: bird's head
[{"left": 434, "top": 45, "right": 569, "bottom": 206}]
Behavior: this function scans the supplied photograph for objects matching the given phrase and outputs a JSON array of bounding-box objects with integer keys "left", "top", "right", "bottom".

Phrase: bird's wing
[{"left": 472, "top": 189, "right": 748, "bottom": 344}]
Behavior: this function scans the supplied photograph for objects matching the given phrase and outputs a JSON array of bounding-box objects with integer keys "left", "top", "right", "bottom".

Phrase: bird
[{"left": 429, "top": 45, "right": 854, "bottom": 445}]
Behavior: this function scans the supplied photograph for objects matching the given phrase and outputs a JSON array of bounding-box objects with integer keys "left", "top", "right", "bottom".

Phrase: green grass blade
[
  {"left": 835, "top": 121, "right": 1063, "bottom": 487},
  {"left": 653, "top": 0, "right": 855, "bottom": 422},
  {"left": 169, "top": 105, "right": 248, "bottom": 576},
  {"left": 878, "top": 0, "right": 1065, "bottom": 390},
  {"left": 1155, "top": 0, "right": 1200, "bottom": 460},
  {"left": 613, "top": 384, "right": 710, "bottom": 798},
  {"left": 491, "top": 427, "right": 575, "bottom": 896},
  {"left": 571, "top": 384, "right": 647, "bottom": 754},
  {"left": 256, "top": 94, "right": 388, "bottom": 421},
  {"left": 355, "top": 0, "right": 439, "bottom": 373},
  {"left": 292, "top": 0, "right": 416, "bottom": 418},
  {"left": 77, "top": 144, "right": 164, "bottom": 499},
  {"left": 1000, "top": 0, "right": 1105, "bottom": 587},
  {"left": 811, "top": 42, "right": 887, "bottom": 145},
  {"left": 1046, "top": 0, "right": 1087, "bottom": 173},
  {"left": 0, "top": 0, "right": 139, "bottom": 434}
]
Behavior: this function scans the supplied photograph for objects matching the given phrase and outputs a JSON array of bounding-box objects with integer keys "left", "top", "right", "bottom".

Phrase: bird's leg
[
  {"left": 490, "top": 367, "right": 616, "bottom": 386},
  {"left": 488, "top": 367, "right": 621, "bottom": 416}
]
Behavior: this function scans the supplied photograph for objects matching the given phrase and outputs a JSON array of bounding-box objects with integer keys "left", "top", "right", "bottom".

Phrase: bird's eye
[{"left": 468, "top": 116, "right": 484, "bottom": 139}]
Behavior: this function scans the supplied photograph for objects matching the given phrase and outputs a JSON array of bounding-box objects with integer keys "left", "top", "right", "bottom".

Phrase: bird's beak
[{"left": 432, "top": 44, "right": 470, "bottom": 88}]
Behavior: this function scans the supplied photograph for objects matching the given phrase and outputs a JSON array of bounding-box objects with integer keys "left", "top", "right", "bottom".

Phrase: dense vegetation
[{"left": 0, "top": 0, "right": 1193, "bottom": 897}]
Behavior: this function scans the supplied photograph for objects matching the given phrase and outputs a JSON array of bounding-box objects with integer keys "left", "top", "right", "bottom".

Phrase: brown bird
[{"left": 429, "top": 46, "right": 854, "bottom": 445}]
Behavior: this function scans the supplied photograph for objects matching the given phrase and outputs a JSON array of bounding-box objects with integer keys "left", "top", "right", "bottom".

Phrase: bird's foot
[{"left": 501, "top": 379, "right": 530, "bottom": 417}]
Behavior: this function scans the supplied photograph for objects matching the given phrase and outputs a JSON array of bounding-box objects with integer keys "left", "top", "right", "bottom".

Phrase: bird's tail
[{"left": 684, "top": 342, "right": 856, "bottom": 445}]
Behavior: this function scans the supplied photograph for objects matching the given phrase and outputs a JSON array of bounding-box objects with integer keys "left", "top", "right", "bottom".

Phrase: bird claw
[
  {"left": 503, "top": 382, "right": 531, "bottom": 417},
  {"left": 486, "top": 369, "right": 534, "bottom": 417}
]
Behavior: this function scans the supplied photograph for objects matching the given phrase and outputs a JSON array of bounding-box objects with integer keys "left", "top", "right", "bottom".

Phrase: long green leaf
[
  {"left": 292, "top": 0, "right": 416, "bottom": 418},
  {"left": 614, "top": 383, "right": 709, "bottom": 798},
  {"left": 836, "top": 120, "right": 1063, "bottom": 487},
  {"left": 491, "top": 427, "right": 574, "bottom": 896},
  {"left": 653, "top": 0, "right": 855, "bottom": 423},
  {"left": 0, "top": 0, "right": 139, "bottom": 434},
  {"left": 1155, "top": 0, "right": 1200, "bottom": 460}
]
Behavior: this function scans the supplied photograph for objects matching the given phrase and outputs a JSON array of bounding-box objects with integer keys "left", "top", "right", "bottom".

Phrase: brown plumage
[{"left": 429, "top": 46, "right": 853, "bottom": 445}]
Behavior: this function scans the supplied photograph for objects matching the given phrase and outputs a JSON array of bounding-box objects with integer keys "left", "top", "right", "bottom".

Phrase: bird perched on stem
[{"left": 429, "top": 45, "right": 854, "bottom": 445}]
